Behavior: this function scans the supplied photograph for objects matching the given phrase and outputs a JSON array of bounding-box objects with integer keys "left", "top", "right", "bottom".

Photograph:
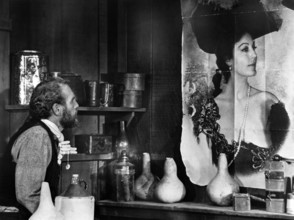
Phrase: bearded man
[{"left": 10, "top": 77, "right": 79, "bottom": 219}]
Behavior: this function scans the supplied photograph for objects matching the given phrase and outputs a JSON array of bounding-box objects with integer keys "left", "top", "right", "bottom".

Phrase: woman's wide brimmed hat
[{"left": 190, "top": 0, "right": 282, "bottom": 54}]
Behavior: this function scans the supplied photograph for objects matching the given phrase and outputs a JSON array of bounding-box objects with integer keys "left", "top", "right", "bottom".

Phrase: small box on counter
[
  {"left": 75, "top": 135, "right": 113, "bottom": 154},
  {"left": 233, "top": 193, "right": 251, "bottom": 211}
]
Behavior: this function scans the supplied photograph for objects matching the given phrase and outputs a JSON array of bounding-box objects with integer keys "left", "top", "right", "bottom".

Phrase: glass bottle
[
  {"left": 115, "top": 121, "right": 129, "bottom": 158},
  {"left": 114, "top": 150, "right": 135, "bottom": 202}
]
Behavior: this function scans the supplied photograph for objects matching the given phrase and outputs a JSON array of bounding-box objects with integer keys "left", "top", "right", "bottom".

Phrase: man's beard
[{"left": 60, "top": 108, "right": 78, "bottom": 129}]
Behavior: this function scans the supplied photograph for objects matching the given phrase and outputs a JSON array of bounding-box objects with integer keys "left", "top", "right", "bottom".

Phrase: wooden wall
[
  {"left": 10, "top": 0, "right": 99, "bottom": 78},
  {"left": 0, "top": 0, "right": 11, "bottom": 157},
  {"left": 1, "top": 0, "right": 186, "bottom": 201},
  {"left": 0, "top": 0, "right": 12, "bottom": 200},
  {"left": 9, "top": 0, "right": 103, "bottom": 136},
  {"left": 117, "top": 0, "right": 182, "bottom": 177}
]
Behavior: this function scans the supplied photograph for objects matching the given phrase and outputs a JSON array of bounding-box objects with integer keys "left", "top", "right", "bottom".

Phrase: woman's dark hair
[
  {"left": 29, "top": 77, "right": 69, "bottom": 120},
  {"left": 213, "top": 28, "right": 248, "bottom": 97}
]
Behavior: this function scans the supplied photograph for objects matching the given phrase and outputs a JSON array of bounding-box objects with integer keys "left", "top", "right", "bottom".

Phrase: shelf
[
  {"left": 5, "top": 105, "right": 146, "bottom": 113},
  {"left": 96, "top": 200, "right": 294, "bottom": 220},
  {"left": 61, "top": 152, "right": 114, "bottom": 162},
  {"left": 5, "top": 105, "right": 145, "bottom": 126},
  {"left": 4, "top": 105, "right": 29, "bottom": 111}
]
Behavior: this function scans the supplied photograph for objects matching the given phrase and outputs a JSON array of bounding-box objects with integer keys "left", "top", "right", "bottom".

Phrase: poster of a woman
[{"left": 180, "top": 0, "right": 294, "bottom": 190}]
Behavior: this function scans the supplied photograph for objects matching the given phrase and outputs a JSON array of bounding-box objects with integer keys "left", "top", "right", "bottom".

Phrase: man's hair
[{"left": 29, "top": 77, "right": 69, "bottom": 120}]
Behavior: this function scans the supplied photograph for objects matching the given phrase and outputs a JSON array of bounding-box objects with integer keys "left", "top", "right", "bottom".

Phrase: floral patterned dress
[{"left": 190, "top": 97, "right": 290, "bottom": 175}]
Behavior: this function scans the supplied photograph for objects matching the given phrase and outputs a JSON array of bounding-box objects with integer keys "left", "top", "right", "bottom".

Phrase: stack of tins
[
  {"left": 265, "top": 160, "right": 286, "bottom": 213},
  {"left": 122, "top": 73, "right": 145, "bottom": 108}
]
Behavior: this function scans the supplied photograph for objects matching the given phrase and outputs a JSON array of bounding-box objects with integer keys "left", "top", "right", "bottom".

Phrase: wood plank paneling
[
  {"left": 0, "top": 0, "right": 10, "bottom": 155},
  {"left": 122, "top": 0, "right": 152, "bottom": 160},
  {"left": 0, "top": 0, "right": 13, "bottom": 200},
  {"left": 150, "top": 0, "right": 182, "bottom": 157},
  {"left": 121, "top": 0, "right": 182, "bottom": 159},
  {"left": 10, "top": 0, "right": 99, "bottom": 80},
  {"left": 9, "top": 0, "right": 101, "bottom": 146}
]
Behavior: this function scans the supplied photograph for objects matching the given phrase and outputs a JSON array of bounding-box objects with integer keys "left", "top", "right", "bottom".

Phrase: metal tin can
[
  {"left": 287, "top": 193, "right": 294, "bottom": 215},
  {"left": 266, "top": 198, "right": 285, "bottom": 213},
  {"left": 122, "top": 90, "right": 142, "bottom": 108},
  {"left": 233, "top": 193, "right": 251, "bottom": 211},
  {"left": 11, "top": 50, "right": 49, "bottom": 104},
  {"left": 264, "top": 160, "right": 286, "bottom": 213},
  {"left": 85, "top": 80, "right": 98, "bottom": 106},
  {"left": 123, "top": 73, "right": 145, "bottom": 91}
]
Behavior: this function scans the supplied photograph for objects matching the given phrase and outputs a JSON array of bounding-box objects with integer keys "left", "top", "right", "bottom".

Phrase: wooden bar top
[{"left": 96, "top": 200, "right": 294, "bottom": 220}]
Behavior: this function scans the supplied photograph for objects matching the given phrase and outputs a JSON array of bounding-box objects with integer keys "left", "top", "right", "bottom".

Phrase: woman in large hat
[{"left": 181, "top": 0, "right": 290, "bottom": 189}]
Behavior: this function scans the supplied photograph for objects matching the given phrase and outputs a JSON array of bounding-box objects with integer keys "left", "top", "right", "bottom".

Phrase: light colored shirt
[{"left": 41, "top": 119, "right": 64, "bottom": 142}]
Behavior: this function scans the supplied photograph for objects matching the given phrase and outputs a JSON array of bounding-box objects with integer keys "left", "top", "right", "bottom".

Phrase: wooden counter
[{"left": 96, "top": 200, "right": 294, "bottom": 220}]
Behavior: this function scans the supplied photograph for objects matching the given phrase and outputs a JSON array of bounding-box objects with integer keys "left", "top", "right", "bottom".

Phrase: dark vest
[{"left": 8, "top": 119, "right": 60, "bottom": 219}]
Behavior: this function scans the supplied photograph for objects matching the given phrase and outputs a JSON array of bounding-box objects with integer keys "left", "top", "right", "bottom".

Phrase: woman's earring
[{"left": 229, "top": 66, "right": 232, "bottom": 71}]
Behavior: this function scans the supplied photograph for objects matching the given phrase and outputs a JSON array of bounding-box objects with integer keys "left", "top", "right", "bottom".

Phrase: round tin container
[
  {"left": 123, "top": 90, "right": 142, "bottom": 108},
  {"left": 123, "top": 73, "right": 145, "bottom": 91}
]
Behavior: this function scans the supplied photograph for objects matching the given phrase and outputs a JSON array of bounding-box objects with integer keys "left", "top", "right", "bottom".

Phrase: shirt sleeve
[{"left": 13, "top": 127, "right": 52, "bottom": 213}]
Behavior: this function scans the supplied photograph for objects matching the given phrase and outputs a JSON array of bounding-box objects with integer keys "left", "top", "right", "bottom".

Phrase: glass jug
[{"left": 114, "top": 150, "right": 135, "bottom": 202}]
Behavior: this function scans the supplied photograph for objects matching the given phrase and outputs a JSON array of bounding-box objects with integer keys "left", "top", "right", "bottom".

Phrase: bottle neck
[
  {"left": 71, "top": 175, "right": 79, "bottom": 184},
  {"left": 142, "top": 153, "right": 151, "bottom": 174},
  {"left": 218, "top": 153, "right": 228, "bottom": 173},
  {"left": 120, "top": 121, "right": 126, "bottom": 132}
]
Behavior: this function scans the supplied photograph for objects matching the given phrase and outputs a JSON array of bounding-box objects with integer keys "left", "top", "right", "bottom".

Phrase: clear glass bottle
[
  {"left": 114, "top": 150, "right": 135, "bottom": 202},
  {"left": 115, "top": 121, "right": 129, "bottom": 158}
]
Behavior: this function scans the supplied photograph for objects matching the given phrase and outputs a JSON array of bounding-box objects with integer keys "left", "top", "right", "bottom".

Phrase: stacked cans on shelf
[
  {"left": 265, "top": 160, "right": 286, "bottom": 213},
  {"left": 122, "top": 73, "right": 145, "bottom": 108}
]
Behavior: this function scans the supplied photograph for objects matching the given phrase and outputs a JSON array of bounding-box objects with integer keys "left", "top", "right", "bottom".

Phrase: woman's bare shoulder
[{"left": 250, "top": 87, "right": 279, "bottom": 106}]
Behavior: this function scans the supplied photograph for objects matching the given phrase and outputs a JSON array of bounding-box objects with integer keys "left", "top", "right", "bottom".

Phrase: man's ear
[{"left": 52, "top": 103, "right": 63, "bottom": 116}]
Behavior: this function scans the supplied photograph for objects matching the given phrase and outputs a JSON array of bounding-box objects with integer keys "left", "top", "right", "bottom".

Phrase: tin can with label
[{"left": 11, "top": 50, "right": 49, "bottom": 105}]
